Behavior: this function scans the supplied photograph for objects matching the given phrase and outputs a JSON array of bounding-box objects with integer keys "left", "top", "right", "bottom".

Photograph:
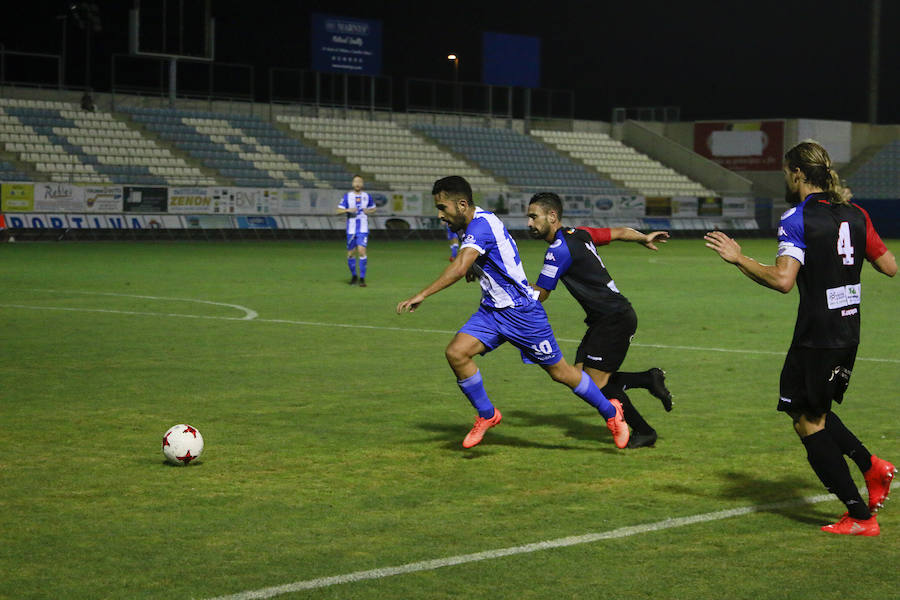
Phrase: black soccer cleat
[
  {"left": 359, "top": 278, "right": 367, "bottom": 287},
  {"left": 648, "top": 368, "right": 672, "bottom": 412},
  {"left": 627, "top": 429, "right": 658, "bottom": 449},
  {"left": 349, "top": 275, "right": 358, "bottom": 285}
]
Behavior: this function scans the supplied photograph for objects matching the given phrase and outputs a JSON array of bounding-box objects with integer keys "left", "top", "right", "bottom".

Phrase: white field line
[
  {"left": 204, "top": 491, "right": 846, "bottom": 600},
  {"left": 0, "top": 300, "right": 897, "bottom": 364}
]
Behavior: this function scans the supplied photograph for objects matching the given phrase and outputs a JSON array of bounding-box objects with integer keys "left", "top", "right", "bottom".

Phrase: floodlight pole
[
  {"left": 868, "top": 0, "right": 881, "bottom": 124},
  {"left": 169, "top": 58, "right": 177, "bottom": 107}
]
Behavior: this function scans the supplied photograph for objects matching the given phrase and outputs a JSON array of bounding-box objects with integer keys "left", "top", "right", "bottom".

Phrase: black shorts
[
  {"left": 574, "top": 307, "right": 638, "bottom": 373},
  {"left": 778, "top": 344, "right": 857, "bottom": 418}
]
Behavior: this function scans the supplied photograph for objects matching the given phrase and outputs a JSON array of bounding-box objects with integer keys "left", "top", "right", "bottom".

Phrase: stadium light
[
  {"left": 447, "top": 53, "right": 460, "bottom": 111},
  {"left": 447, "top": 53, "right": 459, "bottom": 82}
]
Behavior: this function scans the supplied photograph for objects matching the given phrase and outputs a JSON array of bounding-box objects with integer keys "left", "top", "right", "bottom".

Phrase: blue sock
[
  {"left": 348, "top": 257, "right": 357, "bottom": 276},
  {"left": 457, "top": 370, "right": 495, "bottom": 419},
  {"left": 573, "top": 371, "right": 615, "bottom": 419},
  {"left": 450, "top": 244, "right": 458, "bottom": 258},
  {"left": 359, "top": 256, "right": 368, "bottom": 278}
]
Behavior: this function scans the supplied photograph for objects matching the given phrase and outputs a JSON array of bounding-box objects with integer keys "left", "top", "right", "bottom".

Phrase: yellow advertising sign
[{"left": 1, "top": 183, "right": 35, "bottom": 211}]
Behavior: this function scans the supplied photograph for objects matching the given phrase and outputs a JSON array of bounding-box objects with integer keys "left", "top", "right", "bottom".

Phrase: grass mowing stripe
[
  {"left": 2, "top": 302, "right": 898, "bottom": 364},
  {"left": 205, "top": 491, "right": 842, "bottom": 600}
]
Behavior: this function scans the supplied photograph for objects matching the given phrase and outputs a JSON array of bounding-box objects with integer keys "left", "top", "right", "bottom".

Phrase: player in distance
[
  {"left": 526, "top": 192, "right": 672, "bottom": 448},
  {"left": 705, "top": 140, "right": 896, "bottom": 536},
  {"left": 337, "top": 175, "right": 376, "bottom": 286},
  {"left": 397, "top": 176, "right": 629, "bottom": 449}
]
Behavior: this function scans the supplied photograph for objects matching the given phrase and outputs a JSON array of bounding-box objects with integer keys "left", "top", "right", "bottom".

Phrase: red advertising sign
[{"left": 694, "top": 121, "right": 784, "bottom": 171}]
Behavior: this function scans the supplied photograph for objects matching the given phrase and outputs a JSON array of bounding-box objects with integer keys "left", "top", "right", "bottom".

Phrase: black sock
[
  {"left": 610, "top": 371, "right": 652, "bottom": 390},
  {"left": 825, "top": 412, "right": 873, "bottom": 473},
  {"left": 802, "top": 430, "right": 870, "bottom": 520},
  {"left": 602, "top": 386, "right": 654, "bottom": 435}
]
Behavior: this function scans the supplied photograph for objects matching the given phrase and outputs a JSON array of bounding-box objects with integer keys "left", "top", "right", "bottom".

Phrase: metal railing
[{"left": 0, "top": 49, "right": 63, "bottom": 90}]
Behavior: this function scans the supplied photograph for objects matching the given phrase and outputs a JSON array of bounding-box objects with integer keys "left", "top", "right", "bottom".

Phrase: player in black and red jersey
[
  {"left": 705, "top": 140, "right": 897, "bottom": 536},
  {"left": 527, "top": 192, "right": 672, "bottom": 448}
]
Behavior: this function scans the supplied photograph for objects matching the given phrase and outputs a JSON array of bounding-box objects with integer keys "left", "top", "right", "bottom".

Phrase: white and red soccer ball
[{"left": 162, "top": 424, "right": 204, "bottom": 465}]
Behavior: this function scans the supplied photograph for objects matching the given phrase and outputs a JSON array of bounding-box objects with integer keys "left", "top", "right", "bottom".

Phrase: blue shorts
[
  {"left": 346, "top": 232, "right": 368, "bottom": 250},
  {"left": 458, "top": 303, "right": 562, "bottom": 366},
  {"left": 446, "top": 226, "right": 458, "bottom": 242}
]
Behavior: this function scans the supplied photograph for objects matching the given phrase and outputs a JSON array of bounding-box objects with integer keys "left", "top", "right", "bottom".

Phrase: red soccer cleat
[
  {"left": 462, "top": 409, "right": 502, "bottom": 448},
  {"left": 821, "top": 513, "right": 880, "bottom": 536},
  {"left": 606, "top": 398, "right": 630, "bottom": 449},
  {"left": 864, "top": 455, "right": 896, "bottom": 512}
]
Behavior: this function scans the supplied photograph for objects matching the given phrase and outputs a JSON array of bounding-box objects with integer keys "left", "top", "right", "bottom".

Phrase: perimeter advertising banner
[
  {"left": 82, "top": 186, "right": 124, "bottom": 212},
  {"left": 1, "top": 182, "right": 755, "bottom": 228},
  {"left": 124, "top": 186, "right": 168, "bottom": 212},
  {"left": 209, "top": 187, "right": 280, "bottom": 214},
  {"left": 168, "top": 187, "right": 216, "bottom": 213},
  {"left": 3, "top": 213, "right": 176, "bottom": 229},
  {"left": 33, "top": 183, "right": 83, "bottom": 211},
  {"left": 693, "top": 121, "right": 784, "bottom": 171},
  {"left": 1, "top": 183, "right": 35, "bottom": 211}
]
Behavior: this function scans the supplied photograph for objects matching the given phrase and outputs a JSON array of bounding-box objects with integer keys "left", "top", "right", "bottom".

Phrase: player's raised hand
[
  {"left": 643, "top": 231, "right": 669, "bottom": 251},
  {"left": 704, "top": 231, "right": 742, "bottom": 264}
]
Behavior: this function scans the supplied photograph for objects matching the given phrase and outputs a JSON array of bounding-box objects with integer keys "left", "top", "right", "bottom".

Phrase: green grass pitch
[{"left": 1, "top": 237, "right": 898, "bottom": 600}]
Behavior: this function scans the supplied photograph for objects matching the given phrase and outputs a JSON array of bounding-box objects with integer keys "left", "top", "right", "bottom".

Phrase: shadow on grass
[
  {"left": 416, "top": 409, "right": 619, "bottom": 456},
  {"left": 665, "top": 470, "right": 834, "bottom": 525},
  {"left": 716, "top": 470, "right": 835, "bottom": 525}
]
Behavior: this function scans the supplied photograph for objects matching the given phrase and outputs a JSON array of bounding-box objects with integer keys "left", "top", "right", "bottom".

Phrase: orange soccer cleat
[
  {"left": 606, "top": 398, "right": 630, "bottom": 449},
  {"left": 864, "top": 455, "right": 896, "bottom": 512},
  {"left": 821, "top": 513, "right": 880, "bottom": 536},
  {"left": 462, "top": 409, "right": 502, "bottom": 448}
]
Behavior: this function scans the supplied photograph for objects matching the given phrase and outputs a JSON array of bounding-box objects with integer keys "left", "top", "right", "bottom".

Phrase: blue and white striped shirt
[
  {"left": 460, "top": 207, "right": 537, "bottom": 309},
  {"left": 339, "top": 191, "right": 374, "bottom": 235}
]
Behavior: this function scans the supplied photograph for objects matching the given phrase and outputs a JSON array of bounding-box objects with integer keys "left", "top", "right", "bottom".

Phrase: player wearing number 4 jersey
[
  {"left": 706, "top": 141, "right": 897, "bottom": 536},
  {"left": 397, "top": 176, "right": 628, "bottom": 449}
]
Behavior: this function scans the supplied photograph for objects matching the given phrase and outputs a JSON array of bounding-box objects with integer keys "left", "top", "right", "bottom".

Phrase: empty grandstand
[
  {"left": 0, "top": 98, "right": 213, "bottom": 186},
  {"left": 277, "top": 115, "right": 507, "bottom": 192},
  {"left": 532, "top": 129, "right": 715, "bottom": 197},
  {"left": 414, "top": 124, "right": 629, "bottom": 196},
  {"left": 125, "top": 107, "right": 352, "bottom": 188},
  {"left": 847, "top": 140, "right": 900, "bottom": 199}
]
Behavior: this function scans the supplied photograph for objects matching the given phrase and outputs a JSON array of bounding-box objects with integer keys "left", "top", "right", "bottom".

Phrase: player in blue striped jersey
[
  {"left": 397, "top": 176, "right": 629, "bottom": 449},
  {"left": 337, "top": 175, "right": 376, "bottom": 286}
]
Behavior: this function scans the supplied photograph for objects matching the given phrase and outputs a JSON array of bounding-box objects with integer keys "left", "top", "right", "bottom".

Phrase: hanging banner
[{"left": 693, "top": 121, "right": 784, "bottom": 171}]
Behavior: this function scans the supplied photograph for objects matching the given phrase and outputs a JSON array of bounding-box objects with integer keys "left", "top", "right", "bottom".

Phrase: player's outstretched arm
[
  {"left": 579, "top": 226, "right": 668, "bottom": 250},
  {"left": 610, "top": 227, "right": 669, "bottom": 251},
  {"left": 397, "top": 247, "right": 479, "bottom": 313},
  {"left": 704, "top": 231, "right": 799, "bottom": 293}
]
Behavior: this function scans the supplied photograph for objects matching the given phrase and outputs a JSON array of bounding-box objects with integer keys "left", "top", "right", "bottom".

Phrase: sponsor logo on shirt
[
  {"left": 826, "top": 283, "right": 861, "bottom": 310},
  {"left": 544, "top": 252, "right": 555, "bottom": 261}
]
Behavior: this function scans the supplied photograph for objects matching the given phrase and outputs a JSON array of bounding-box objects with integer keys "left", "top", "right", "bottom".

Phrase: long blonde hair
[{"left": 784, "top": 140, "right": 846, "bottom": 205}]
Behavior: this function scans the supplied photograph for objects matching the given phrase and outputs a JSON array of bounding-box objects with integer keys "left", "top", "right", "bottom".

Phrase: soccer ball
[{"left": 162, "top": 424, "right": 204, "bottom": 465}]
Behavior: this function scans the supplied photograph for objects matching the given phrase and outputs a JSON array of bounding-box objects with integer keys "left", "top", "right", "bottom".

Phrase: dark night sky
[{"left": 2, "top": 0, "right": 898, "bottom": 123}]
